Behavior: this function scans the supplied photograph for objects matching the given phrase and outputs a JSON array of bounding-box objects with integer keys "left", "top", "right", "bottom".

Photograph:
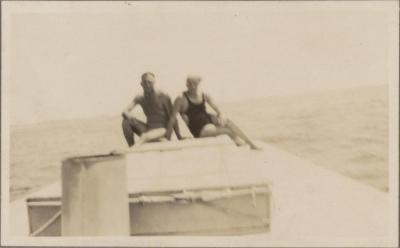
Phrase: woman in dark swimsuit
[
  {"left": 182, "top": 91, "right": 212, "bottom": 138},
  {"left": 165, "top": 76, "right": 261, "bottom": 150}
]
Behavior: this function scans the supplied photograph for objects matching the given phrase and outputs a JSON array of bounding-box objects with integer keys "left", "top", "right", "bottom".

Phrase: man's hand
[
  {"left": 179, "top": 136, "right": 193, "bottom": 140},
  {"left": 175, "top": 132, "right": 185, "bottom": 140},
  {"left": 177, "top": 135, "right": 186, "bottom": 140},
  {"left": 165, "top": 130, "right": 173, "bottom": 140},
  {"left": 165, "top": 132, "right": 191, "bottom": 141}
]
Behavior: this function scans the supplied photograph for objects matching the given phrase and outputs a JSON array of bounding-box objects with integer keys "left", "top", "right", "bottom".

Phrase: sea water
[{"left": 9, "top": 85, "right": 388, "bottom": 201}]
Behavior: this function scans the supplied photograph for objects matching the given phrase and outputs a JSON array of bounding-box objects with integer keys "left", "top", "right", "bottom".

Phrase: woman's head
[{"left": 186, "top": 75, "right": 202, "bottom": 93}]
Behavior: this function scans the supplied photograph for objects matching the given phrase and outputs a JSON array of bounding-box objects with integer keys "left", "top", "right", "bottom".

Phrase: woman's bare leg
[
  {"left": 224, "top": 119, "right": 261, "bottom": 150},
  {"left": 199, "top": 124, "right": 245, "bottom": 146}
]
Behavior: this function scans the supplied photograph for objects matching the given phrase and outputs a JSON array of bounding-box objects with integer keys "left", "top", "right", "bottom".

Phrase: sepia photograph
[{"left": 1, "top": 0, "right": 398, "bottom": 246}]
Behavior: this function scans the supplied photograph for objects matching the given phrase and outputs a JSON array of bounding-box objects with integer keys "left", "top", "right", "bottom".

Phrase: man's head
[
  {"left": 141, "top": 72, "right": 156, "bottom": 94},
  {"left": 186, "top": 75, "right": 202, "bottom": 93}
]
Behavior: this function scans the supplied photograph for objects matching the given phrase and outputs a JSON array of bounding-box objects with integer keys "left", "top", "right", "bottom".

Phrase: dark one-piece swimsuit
[{"left": 183, "top": 92, "right": 212, "bottom": 138}]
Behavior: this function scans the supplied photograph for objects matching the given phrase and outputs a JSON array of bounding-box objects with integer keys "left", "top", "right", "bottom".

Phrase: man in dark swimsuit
[
  {"left": 165, "top": 75, "right": 261, "bottom": 150},
  {"left": 121, "top": 72, "right": 182, "bottom": 147}
]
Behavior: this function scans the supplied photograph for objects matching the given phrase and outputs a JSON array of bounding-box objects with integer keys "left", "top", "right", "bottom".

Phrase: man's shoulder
[
  {"left": 156, "top": 90, "right": 172, "bottom": 100},
  {"left": 176, "top": 92, "right": 189, "bottom": 105},
  {"left": 173, "top": 93, "right": 184, "bottom": 103},
  {"left": 178, "top": 92, "right": 188, "bottom": 100}
]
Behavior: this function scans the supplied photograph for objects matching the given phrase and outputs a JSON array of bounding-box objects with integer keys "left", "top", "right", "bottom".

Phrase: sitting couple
[{"left": 121, "top": 72, "right": 260, "bottom": 150}]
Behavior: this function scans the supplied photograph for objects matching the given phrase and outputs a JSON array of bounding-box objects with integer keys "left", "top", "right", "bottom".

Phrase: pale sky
[{"left": 3, "top": 1, "right": 397, "bottom": 125}]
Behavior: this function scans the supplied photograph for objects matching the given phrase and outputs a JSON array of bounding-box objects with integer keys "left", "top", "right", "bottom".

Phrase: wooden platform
[{"left": 8, "top": 137, "right": 390, "bottom": 245}]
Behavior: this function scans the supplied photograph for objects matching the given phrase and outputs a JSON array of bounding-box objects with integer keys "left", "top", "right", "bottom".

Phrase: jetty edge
[{"left": 8, "top": 136, "right": 389, "bottom": 246}]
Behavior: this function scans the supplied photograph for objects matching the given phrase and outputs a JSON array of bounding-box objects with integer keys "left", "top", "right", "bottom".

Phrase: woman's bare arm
[
  {"left": 165, "top": 96, "right": 183, "bottom": 140},
  {"left": 204, "top": 93, "right": 222, "bottom": 117}
]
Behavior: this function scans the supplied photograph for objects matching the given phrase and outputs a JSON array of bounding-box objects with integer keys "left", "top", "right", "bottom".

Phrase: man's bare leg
[
  {"left": 111, "top": 117, "right": 147, "bottom": 154},
  {"left": 122, "top": 117, "right": 147, "bottom": 147},
  {"left": 135, "top": 128, "right": 167, "bottom": 146}
]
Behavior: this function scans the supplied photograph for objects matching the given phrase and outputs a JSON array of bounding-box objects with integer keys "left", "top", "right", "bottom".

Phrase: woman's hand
[{"left": 217, "top": 115, "right": 226, "bottom": 126}]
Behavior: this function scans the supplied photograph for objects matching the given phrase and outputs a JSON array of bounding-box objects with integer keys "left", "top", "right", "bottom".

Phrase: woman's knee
[
  {"left": 199, "top": 124, "right": 217, "bottom": 137},
  {"left": 223, "top": 118, "right": 233, "bottom": 127},
  {"left": 216, "top": 127, "right": 233, "bottom": 136}
]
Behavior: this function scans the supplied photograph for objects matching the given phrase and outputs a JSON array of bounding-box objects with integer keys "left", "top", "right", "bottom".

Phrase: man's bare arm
[
  {"left": 122, "top": 97, "right": 140, "bottom": 119},
  {"left": 165, "top": 96, "right": 183, "bottom": 140}
]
